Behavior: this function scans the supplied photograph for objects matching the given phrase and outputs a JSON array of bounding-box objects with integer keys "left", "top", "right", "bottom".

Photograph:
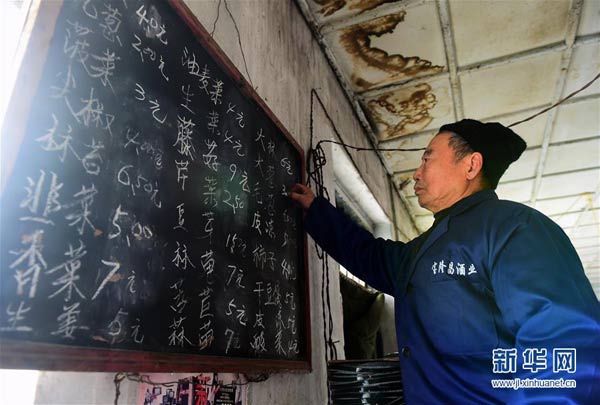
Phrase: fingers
[
  {"left": 290, "top": 183, "right": 309, "bottom": 194},
  {"left": 288, "top": 183, "right": 316, "bottom": 211}
]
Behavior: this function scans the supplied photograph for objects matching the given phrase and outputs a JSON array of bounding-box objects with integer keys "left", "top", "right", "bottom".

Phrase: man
[{"left": 289, "top": 119, "right": 600, "bottom": 404}]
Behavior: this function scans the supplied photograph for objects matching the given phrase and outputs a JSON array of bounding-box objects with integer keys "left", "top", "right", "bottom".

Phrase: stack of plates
[{"left": 327, "top": 360, "right": 404, "bottom": 405}]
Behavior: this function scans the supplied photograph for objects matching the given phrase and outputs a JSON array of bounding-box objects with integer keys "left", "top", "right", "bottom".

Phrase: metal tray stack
[{"left": 327, "top": 360, "right": 405, "bottom": 405}]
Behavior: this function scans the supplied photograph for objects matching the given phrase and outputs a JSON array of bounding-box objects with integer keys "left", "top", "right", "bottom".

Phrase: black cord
[
  {"left": 308, "top": 89, "right": 427, "bottom": 403},
  {"left": 209, "top": 0, "right": 222, "bottom": 37},
  {"left": 509, "top": 71, "right": 600, "bottom": 128},
  {"left": 223, "top": 0, "right": 255, "bottom": 89},
  {"left": 314, "top": 138, "right": 425, "bottom": 153},
  {"left": 114, "top": 373, "right": 125, "bottom": 405}
]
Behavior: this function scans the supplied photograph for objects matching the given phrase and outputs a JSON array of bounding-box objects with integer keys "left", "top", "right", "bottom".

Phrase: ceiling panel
[
  {"left": 574, "top": 251, "right": 600, "bottom": 263},
  {"left": 405, "top": 193, "right": 431, "bottom": 216},
  {"left": 496, "top": 112, "right": 547, "bottom": 148},
  {"left": 575, "top": 244, "right": 600, "bottom": 256},
  {"left": 552, "top": 98, "right": 600, "bottom": 143},
  {"left": 577, "top": 0, "right": 600, "bottom": 36},
  {"left": 551, "top": 208, "right": 600, "bottom": 228},
  {"left": 325, "top": 3, "right": 446, "bottom": 92},
  {"left": 579, "top": 250, "right": 599, "bottom": 263},
  {"left": 537, "top": 169, "right": 600, "bottom": 200},
  {"left": 572, "top": 237, "right": 600, "bottom": 250},
  {"left": 544, "top": 137, "right": 600, "bottom": 175},
  {"left": 535, "top": 194, "right": 593, "bottom": 216},
  {"left": 415, "top": 214, "right": 434, "bottom": 230},
  {"left": 496, "top": 179, "right": 534, "bottom": 203},
  {"left": 580, "top": 250, "right": 600, "bottom": 258},
  {"left": 571, "top": 228, "right": 600, "bottom": 240},
  {"left": 573, "top": 238, "right": 600, "bottom": 253},
  {"left": 586, "top": 262, "right": 600, "bottom": 274},
  {"left": 449, "top": 0, "right": 570, "bottom": 67},
  {"left": 502, "top": 149, "right": 540, "bottom": 182},
  {"left": 307, "top": 0, "right": 402, "bottom": 23},
  {"left": 367, "top": 1, "right": 446, "bottom": 69},
  {"left": 383, "top": 132, "right": 431, "bottom": 172},
  {"left": 460, "top": 52, "right": 562, "bottom": 119},
  {"left": 393, "top": 172, "right": 416, "bottom": 192},
  {"left": 563, "top": 41, "right": 600, "bottom": 98},
  {"left": 306, "top": 0, "right": 401, "bottom": 23},
  {"left": 363, "top": 77, "right": 454, "bottom": 141}
]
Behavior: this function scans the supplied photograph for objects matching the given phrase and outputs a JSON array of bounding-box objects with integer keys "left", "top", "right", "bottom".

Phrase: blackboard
[{"left": 0, "top": 0, "right": 309, "bottom": 372}]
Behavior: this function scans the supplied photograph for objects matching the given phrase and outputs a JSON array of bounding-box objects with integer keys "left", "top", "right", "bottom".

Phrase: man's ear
[{"left": 466, "top": 152, "right": 484, "bottom": 180}]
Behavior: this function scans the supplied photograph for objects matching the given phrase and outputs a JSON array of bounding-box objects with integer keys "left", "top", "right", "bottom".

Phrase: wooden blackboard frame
[{"left": 0, "top": 0, "right": 311, "bottom": 373}]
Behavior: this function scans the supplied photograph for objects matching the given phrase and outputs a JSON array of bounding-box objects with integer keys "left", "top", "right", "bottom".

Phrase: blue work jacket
[{"left": 305, "top": 189, "right": 600, "bottom": 404}]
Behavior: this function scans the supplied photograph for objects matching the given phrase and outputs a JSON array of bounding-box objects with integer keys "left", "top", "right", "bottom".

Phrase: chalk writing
[
  {"left": 65, "top": 184, "right": 97, "bottom": 236},
  {"left": 203, "top": 176, "right": 218, "bottom": 208},
  {"left": 88, "top": 49, "right": 119, "bottom": 92},
  {"left": 116, "top": 165, "right": 162, "bottom": 208},
  {"left": 209, "top": 79, "right": 223, "bottom": 105},
  {"left": 175, "top": 115, "right": 196, "bottom": 159},
  {"left": 107, "top": 308, "right": 128, "bottom": 344},
  {"left": 37, "top": 115, "right": 77, "bottom": 163},
  {"left": 46, "top": 240, "right": 87, "bottom": 301},
  {"left": 168, "top": 280, "right": 191, "bottom": 347},
  {"left": 19, "top": 170, "right": 63, "bottom": 225},
  {"left": 174, "top": 203, "right": 187, "bottom": 231},
  {"left": 66, "top": 87, "right": 114, "bottom": 135},
  {"left": 202, "top": 139, "right": 219, "bottom": 171},
  {"left": 223, "top": 190, "right": 243, "bottom": 215},
  {"left": 180, "top": 85, "right": 196, "bottom": 115},
  {"left": 198, "top": 286, "right": 214, "bottom": 350},
  {"left": 124, "top": 128, "right": 163, "bottom": 169},
  {"left": 172, "top": 241, "right": 195, "bottom": 270},
  {"left": 100, "top": 3, "right": 123, "bottom": 45},
  {"left": 51, "top": 302, "right": 89, "bottom": 339},
  {"left": 175, "top": 160, "right": 189, "bottom": 191},
  {"left": 1, "top": 0, "right": 305, "bottom": 364},
  {"left": 9, "top": 230, "right": 47, "bottom": 299},
  {"left": 136, "top": 4, "right": 168, "bottom": 45},
  {"left": 1, "top": 301, "right": 33, "bottom": 332},
  {"left": 131, "top": 318, "right": 145, "bottom": 344},
  {"left": 91, "top": 260, "right": 121, "bottom": 300}
]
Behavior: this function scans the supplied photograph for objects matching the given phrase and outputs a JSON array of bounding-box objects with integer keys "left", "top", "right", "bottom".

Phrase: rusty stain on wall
[
  {"left": 354, "top": 77, "right": 375, "bottom": 89},
  {"left": 312, "top": 0, "right": 399, "bottom": 17},
  {"left": 367, "top": 83, "right": 437, "bottom": 140},
  {"left": 340, "top": 12, "right": 444, "bottom": 90}
]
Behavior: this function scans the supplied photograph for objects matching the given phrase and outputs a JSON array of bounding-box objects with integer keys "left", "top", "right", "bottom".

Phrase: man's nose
[{"left": 413, "top": 166, "right": 421, "bottom": 181}]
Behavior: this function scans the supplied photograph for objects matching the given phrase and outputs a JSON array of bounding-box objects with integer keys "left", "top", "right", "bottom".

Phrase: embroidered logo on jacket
[{"left": 431, "top": 260, "right": 477, "bottom": 276}]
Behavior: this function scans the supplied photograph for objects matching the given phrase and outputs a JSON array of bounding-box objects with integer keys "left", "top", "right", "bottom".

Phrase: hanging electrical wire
[
  {"left": 509, "top": 71, "right": 600, "bottom": 128},
  {"left": 306, "top": 71, "right": 600, "bottom": 174},
  {"left": 307, "top": 88, "right": 425, "bottom": 370},
  {"left": 209, "top": 0, "right": 255, "bottom": 89}
]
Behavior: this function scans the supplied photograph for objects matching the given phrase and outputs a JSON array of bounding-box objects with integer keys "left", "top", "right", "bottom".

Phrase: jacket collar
[
  {"left": 404, "top": 189, "right": 498, "bottom": 290},
  {"left": 441, "top": 188, "right": 498, "bottom": 219}
]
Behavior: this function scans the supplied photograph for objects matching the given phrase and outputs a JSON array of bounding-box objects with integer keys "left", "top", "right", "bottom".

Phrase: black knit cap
[{"left": 439, "top": 119, "right": 527, "bottom": 189}]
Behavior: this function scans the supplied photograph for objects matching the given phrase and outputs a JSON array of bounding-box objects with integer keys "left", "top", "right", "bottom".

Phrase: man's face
[{"left": 413, "top": 132, "right": 471, "bottom": 213}]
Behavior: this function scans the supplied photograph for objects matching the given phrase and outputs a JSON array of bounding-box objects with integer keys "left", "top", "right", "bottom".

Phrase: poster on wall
[{"left": 139, "top": 373, "right": 245, "bottom": 405}]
